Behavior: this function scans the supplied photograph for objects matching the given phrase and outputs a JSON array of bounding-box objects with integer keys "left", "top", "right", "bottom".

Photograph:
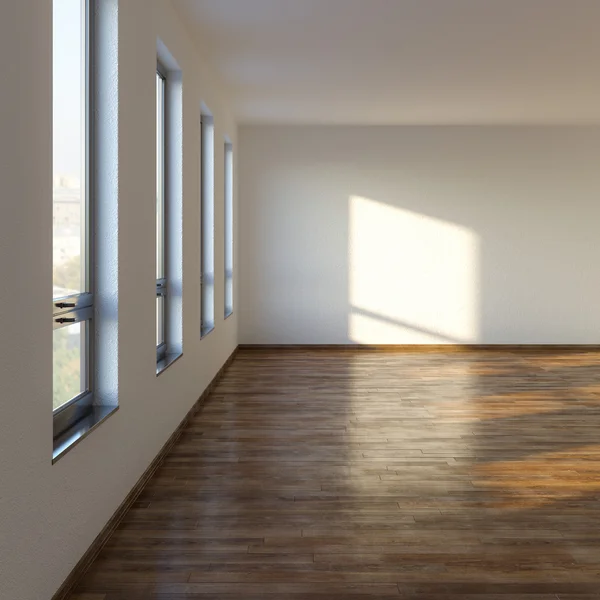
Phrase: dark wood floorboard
[{"left": 70, "top": 348, "right": 600, "bottom": 598}]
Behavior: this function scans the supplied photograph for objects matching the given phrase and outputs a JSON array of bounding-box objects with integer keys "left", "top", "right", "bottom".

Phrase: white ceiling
[{"left": 173, "top": 0, "right": 600, "bottom": 125}]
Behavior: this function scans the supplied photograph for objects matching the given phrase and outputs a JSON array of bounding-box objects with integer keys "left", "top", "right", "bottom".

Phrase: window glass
[
  {"left": 156, "top": 72, "right": 165, "bottom": 280},
  {"left": 156, "top": 296, "right": 165, "bottom": 346},
  {"left": 53, "top": 322, "right": 86, "bottom": 410},
  {"left": 224, "top": 142, "right": 233, "bottom": 315},
  {"left": 201, "top": 116, "right": 215, "bottom": 332},
  {"left": 53, "top": 0, "right": 86, "bottom": 298}
]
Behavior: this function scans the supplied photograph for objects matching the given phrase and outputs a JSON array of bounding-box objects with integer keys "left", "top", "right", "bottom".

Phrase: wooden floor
[{"left": 71, "top": 348, "right": 600, "bottom": 599}]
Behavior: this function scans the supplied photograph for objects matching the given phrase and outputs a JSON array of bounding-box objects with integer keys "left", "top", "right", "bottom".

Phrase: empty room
[{"left": 3, "top": 1, "right": 600, "bottom": 599}]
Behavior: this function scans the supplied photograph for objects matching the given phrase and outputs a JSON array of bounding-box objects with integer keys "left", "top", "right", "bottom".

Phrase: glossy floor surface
[{"left": 72, "top": 348, "right": 600, "bottom": 599}]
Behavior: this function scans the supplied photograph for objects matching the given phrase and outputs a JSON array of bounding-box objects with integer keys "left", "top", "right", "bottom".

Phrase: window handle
[
  {"left": 55, "top": 302, "right": 76, "bottom": 309},
  {"left": 55, "top": 317, "right": 76, "bottom": 324}
]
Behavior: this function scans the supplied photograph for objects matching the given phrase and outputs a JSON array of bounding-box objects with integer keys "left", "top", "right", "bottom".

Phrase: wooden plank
[{"left": 64, "top": 347, "right": 600, "bottom": 598}]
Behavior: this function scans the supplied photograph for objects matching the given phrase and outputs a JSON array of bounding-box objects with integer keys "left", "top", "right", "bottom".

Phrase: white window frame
[
  {"left": 200, "top": 114, "right": 215, "bottom": 336},
  {"left": 52, "top": 0, "right": 95, "bottom": 441},
  {"left": 224, "top": 141, "right": 233, "bottom": 318},
  {"left": 156, "top": 65, "right": 168, "bottom": 363}
]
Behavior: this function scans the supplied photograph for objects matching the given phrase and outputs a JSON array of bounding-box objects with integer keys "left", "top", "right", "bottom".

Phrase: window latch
[
  {"left": 55, "top": 302, "right": 76, "bottom": 309},
  {"left": 55, "top": 317, "right": 76, "bottom": 324}
]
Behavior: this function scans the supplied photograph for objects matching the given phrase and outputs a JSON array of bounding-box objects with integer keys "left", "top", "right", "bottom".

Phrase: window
[
  {"left": 200, "top": 114, "right": 215, "bottom": 336},
  {"left": 155, "top": 51, "right": 183, "bottom": 373},
  {"left": 224, "top": 142, "right": 233, "bottom": 317},
  {"left": 53, "top": 0, "right": 94, "bottom": 439},
  {"left": 52, "top": 0, "right": 118, "bottom": 460},
  {"left": 156, "top": 68, "right": 167, "bottom": 362}
]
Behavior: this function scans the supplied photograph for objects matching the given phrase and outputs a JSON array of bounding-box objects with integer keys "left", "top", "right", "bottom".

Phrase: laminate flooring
[{"left": 70, "top": 348, "right": 600, "bottom": 599}]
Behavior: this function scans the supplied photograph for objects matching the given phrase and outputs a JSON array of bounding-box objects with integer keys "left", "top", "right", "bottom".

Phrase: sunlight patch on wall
[{"left": 348, "top": 195, "right": 480, "bottom": 344}]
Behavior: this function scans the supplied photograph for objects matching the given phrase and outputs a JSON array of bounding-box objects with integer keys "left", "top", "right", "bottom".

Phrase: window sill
[
  {"left": 201, "top": 324, "right": 215, "bottom": 339},
  {"left": 53, "top": 405, "right": 119, "bottom": 463},
  {"left": 156, "top": 351, "right": 183, "bottom": 376}
]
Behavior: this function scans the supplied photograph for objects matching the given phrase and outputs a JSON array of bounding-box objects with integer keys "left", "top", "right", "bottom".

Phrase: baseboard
[
  {"left": 239, "top": 344, "right": 600, "bottom": 353},
  {"left": 51, "top": 346, "right": 239, "bottom": 600}
]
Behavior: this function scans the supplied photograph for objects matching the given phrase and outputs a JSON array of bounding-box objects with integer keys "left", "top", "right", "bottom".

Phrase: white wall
[
  {"left": 0, "top": 2, "right": 238, "bottom": 599},
  {"left": 240, "top": 125, "right": 600, "bottom": 345}
]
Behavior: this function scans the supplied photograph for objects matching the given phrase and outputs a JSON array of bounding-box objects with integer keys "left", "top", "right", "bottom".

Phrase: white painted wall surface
[
  {"left": 0, "top": 2, "right": 238, "bottom": 598},
  {"left": 240, "top": 126, "right": 600, "bottom": 344}
]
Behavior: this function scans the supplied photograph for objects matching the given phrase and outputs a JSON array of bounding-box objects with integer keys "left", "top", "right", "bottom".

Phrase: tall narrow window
[
  {"left": 156, "top": 67, "right": 167, "bottom": 362},
  {"left": 200, "top": 114, "right": 215, "bottom": 336},
  {"left": 53, "top": 0, "right": 94, "bottom": 438},
  {"left": 155, "top": 51, "right": 183, "bottom": 373},
  {"left": 224, "top": 142, "right": 233, "bottom": 317}
]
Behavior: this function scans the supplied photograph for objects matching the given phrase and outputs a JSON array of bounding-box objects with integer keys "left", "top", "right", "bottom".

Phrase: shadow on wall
[{"left": 240, "top": 127, "right": 600, "bottom": 344}]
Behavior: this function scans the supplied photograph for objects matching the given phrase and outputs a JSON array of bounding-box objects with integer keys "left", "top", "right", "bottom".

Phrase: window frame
[
  {"left": 200, "top": 114, "right": 215, "bottom": 337},
  {"left": 224, "top": 141, "right": 233, "bottom": 318},
  {"left": 156, "top": 64, "right": 168, "bottom": 363},
  {"left": 52, "top": 0, "right": 95, "bottom": 441}
]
